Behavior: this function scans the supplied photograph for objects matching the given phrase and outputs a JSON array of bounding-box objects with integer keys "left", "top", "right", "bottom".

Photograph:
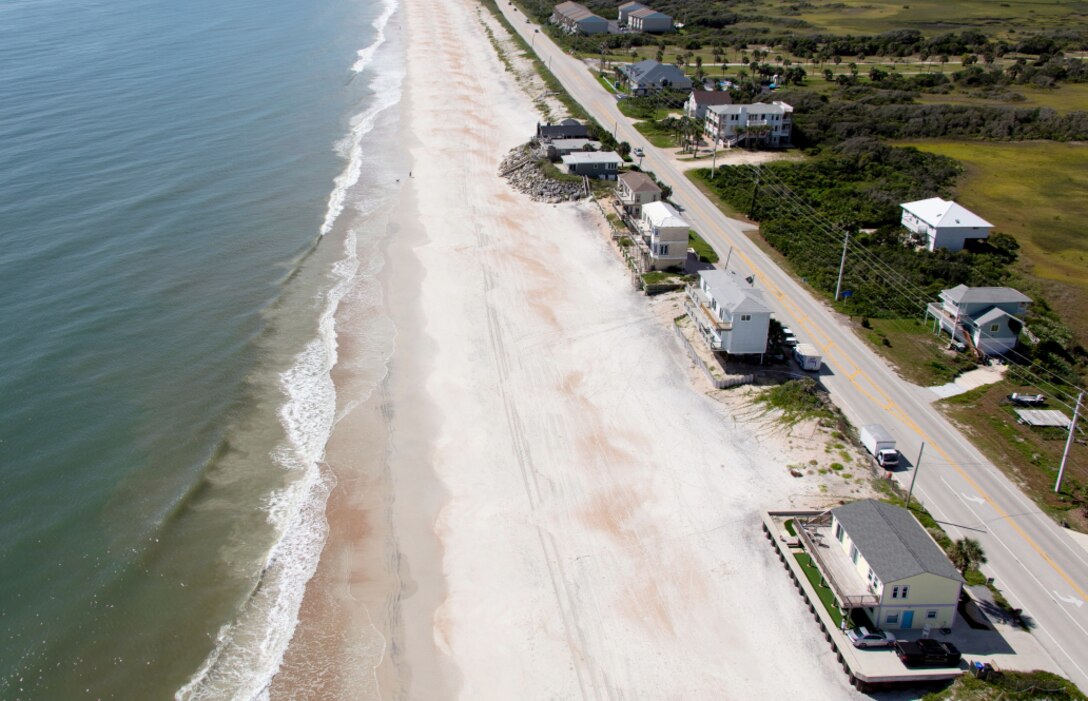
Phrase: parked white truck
[
  {"left": 793, "top": 343, "right": 822, "bottom": 372},
  {"left": 860, "top": 424, "right": 899, "bottom": 468}
]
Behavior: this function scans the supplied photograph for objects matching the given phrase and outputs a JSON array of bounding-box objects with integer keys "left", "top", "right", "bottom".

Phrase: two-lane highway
[{"left": 498, "top": 5, "right": 1088, "bottom": 690}]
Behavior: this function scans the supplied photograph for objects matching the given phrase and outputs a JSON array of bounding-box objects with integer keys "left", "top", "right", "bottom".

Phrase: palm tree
[{"left": 949, "top": 538, "right": 987, "bottom": 575}]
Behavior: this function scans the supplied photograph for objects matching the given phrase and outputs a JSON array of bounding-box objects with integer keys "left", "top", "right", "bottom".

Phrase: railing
[
  {"left": 796, "top": 522, "right": 880, "bottom": 609},
  {"left": 685, "top": 285, "right": 732, "bottom": 331}
]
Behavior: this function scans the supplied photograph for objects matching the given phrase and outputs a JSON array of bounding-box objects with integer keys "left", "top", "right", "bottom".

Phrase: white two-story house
[
  {"left": 704, "top": 101, "right": 792, "bottom": 148},
  {"left": 685, "top": 270, "right": 771, "bottom": 355},
  {"left": 925, "top": 284, "right": 1031, "bottom": 357},
  {"left": 822, "top": 500, "right": 964, "bottom": 630},
  {"left": 900, "top": 197, "right": 992, "bottom": 252},
  {"left": 638, "top": 201, "right": 689, "bottom": 270}
]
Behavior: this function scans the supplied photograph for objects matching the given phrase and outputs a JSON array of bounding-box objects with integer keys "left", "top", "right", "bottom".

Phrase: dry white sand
[{"left": 272, "top": 0, "right": 870, "bottom": 696}]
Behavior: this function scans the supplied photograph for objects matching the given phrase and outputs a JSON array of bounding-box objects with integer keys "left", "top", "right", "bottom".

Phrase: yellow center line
[{"left": 705, "top": 219, "right": 1088, "bottom": 601}]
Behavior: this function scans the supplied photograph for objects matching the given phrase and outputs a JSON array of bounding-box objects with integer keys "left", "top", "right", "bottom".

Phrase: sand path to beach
[{"left": 270, "top": 0, "right": 867, "bottom": 696}]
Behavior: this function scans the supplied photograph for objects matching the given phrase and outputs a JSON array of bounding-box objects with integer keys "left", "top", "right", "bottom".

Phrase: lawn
[
  {"left": 688, "top": 230, "right": 719, "bottom": 263},
  {"left": 941, "top": 381, "right": 1088, "bottom": 531},
  {"left": 794, "top": 551, "right": 844, "bottom": 628},
  {"left": 858, "top": 317, "right": 978, "bottom": 387},
  {"left": 595, "top": 73, "right": 619, "bottom": 95},
  {"left": 633, "top": 120, "right": 679, "bottom": 148},
  {"left": 902, "top": 140, "right": 1088, "bottom": 343}
]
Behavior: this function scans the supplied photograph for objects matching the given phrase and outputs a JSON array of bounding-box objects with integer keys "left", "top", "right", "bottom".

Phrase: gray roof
[
  {"left": 941, "top": 284, "right": 1031, "bottom": 306},
  {"left": 973, "top": 306, "right": 1016, "bottom": 326},
  {"left": 618, "top": 171, "right": 661, "bottom": 193},
  {"left": 832, "top": 500, "right": 963, "bottom": 583},
  {"left": 618, "top": 60, "right": 692, "bottom": 90},
  {"left": 549, "top": 138, "right": 601, "bottom": 150},
  {"left": 699, "top": 270, "right": 770, "bottom": 315}
]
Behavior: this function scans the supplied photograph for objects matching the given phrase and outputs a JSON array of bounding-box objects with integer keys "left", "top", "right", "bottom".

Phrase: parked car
[
  {"left": 781, "top": 327, "right": 798, "bottom": 347},
  {"left": 894, "top": 639, "right": 962, "bottom": 668},
  {"left": 1008, "top": 392, "right": 1046, "bottom": 407},
  {"left": 634, "top": 147, "right": 644, "bottom": 157},
  {"left": 846, "top": 627, "right": 895, "bottom": 649}
]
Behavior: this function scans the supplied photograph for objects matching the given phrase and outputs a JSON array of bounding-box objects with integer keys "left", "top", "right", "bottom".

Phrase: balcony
[
  {"left": 796, "top": 517, "right": 880, "bottom": 610},
  {"left": 686, "top": 285, "right": 733, "bottom": 331}
]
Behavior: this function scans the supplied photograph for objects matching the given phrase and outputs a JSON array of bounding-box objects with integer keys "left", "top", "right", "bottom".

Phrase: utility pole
[
  {"left": 905, "top": 442, "right": 925, "bottom": 510},
  {"left": 834, "top": 228, "right": 850, "bottom": 302},
  {"left": 747, "top": 171, "right": 760, "bottom": 217},
  {"left": 1055, "top": 391, "right": 1084, "bottom": 494},
  {"left": 711, "top": 145, "right": 718, "bottom": 178},
  {"left": 723, "top": 244, "right": 734, "bottom": 272}
]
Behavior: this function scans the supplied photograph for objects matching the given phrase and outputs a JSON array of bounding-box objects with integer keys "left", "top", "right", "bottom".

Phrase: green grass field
[
  {"left": 902, "top": 140, "right": 1088, "bottom": 340},
  {"left": 789, "top": 0, "right": 1087, "bottom": 36},
  {"left": 915, "top": 83, "right": 1088, "bottom": 113}
]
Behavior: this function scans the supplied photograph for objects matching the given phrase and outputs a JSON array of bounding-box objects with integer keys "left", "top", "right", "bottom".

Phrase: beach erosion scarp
[{"left": 268, "top": 0, "right": 868, "bottom": 697}]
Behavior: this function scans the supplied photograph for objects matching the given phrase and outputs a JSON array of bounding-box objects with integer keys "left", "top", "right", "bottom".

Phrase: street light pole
[{"left": 1055, "top": 391, "right": 1084, "bottom": 494}]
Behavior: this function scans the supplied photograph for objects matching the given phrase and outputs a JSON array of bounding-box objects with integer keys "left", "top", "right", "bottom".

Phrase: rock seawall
[{"left": 498, "top": 144, "right": 586, "bottom": 203}]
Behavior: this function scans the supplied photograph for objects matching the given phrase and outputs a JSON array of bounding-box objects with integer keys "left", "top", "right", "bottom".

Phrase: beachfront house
[
  {"left": 615, "top": 60, "right": 692, "bottom": 96},
  {"left": 615, "top": 171, "right": 662, "bottom": 218},
  {"left": 704, "top": 101, "right": 792, "bottom": 148},
  {"left": 638, "top": 201, "right": 689, "bottom": 270},
  {"left": 900, "top": 198, "right": 993, "bottom": 252},
  {"left": 560, "top": 152, "right": 623, "bottom": 179},
  {"left": 536, "top": 119, "right": 590, "bottom": 143},
  {"left": 551, "top": 1, "right": 608, "bottom": 35},
  {"left": 798, "top": 500, "right": 964, "bottom": 630},
  {"left": 617, "top": 1, "right": 644, "bottom": 23},
  {"left": 685, "top": 270, "right": 771, "bottom": 355},
  {"left": 684, "top": 90, "right": 733, "bottom": 121},
  {"left": 925, "top": 284, "right": 1031, "bottom": 357},
  {"left": 546, "top": 139, "right": 602, "bottom": 158}
]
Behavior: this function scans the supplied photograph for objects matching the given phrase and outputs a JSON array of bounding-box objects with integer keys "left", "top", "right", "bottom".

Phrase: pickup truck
[
  {"left": 1008, "top": 392, "right": 1046, "bottom": 407},
  {"left": 894, "top": 639, "right": 962, "bottom": 668}
]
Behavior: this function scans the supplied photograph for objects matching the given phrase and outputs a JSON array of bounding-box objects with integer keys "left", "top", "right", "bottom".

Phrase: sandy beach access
[{"left": 269, "top": 0, "right": 869, "bottom": 696}]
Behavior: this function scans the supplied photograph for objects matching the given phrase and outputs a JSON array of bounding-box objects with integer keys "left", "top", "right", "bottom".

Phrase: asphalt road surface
[{"left": 500, "top": 5, "right": 1088, "bottom": 691}]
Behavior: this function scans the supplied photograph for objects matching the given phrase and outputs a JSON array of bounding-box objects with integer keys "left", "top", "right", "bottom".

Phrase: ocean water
[{"left": 0, "top": 0, "right": 405, "bottom": 698}]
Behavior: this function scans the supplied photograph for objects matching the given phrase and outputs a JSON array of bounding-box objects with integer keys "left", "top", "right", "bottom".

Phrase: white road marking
[{"left": 1055, "top": 591, "right": 1085, "bottom": 609}]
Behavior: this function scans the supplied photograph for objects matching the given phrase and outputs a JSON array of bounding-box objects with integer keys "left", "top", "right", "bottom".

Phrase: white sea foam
[
  {"left": 321, "top": 0, "right": 405, "bottom": 237},
  {"left": 175, "top": 1, "right": 403, "bottom": 698}
]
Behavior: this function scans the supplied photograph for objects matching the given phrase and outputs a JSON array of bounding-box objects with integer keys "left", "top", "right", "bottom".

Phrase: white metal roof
[
  {"left": 941, "top": 284, "right": 1031, "bottom": 306},
  {"left": 641, "top": 201, "right": 689, "bottom": 228},
  {"left": 901, "top": 197, "right": 993, "bottom": 229},
  {"left": 1016, "top": 409, "right": 1071, "bottom": 428},
  {"left": 699, "top": 270, "right": 771, "bottom": 315},
  {"left": 561, "top": 152, "right": 623, "bottom": 165}
]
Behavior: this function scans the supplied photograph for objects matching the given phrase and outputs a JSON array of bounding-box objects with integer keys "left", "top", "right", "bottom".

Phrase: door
[{"left": 901, "top": 610, "right": 914, "bottom": 629}]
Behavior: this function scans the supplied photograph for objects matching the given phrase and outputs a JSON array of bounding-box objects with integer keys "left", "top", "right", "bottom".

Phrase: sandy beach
[{"left": 268, "top": 0, "right": 870, "bottom": 697}]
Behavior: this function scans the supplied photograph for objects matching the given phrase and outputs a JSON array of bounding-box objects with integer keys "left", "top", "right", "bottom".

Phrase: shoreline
[{"left": 271, "top": 0, "right": 878, "bottom": 696}]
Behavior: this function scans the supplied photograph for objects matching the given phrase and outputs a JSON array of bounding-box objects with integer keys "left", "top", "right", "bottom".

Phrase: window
[
  {"left": 926, "top": 610, "right": 937, "bottom": 620},
  {"left": 885, "top": 613, "right": 899, "bottom": 625},
  {"left": 990, "top": 323, "right": 1000, "bottom": 333},
  {"left": 901, "top": 585, "right": 909, "bottom": 599},
  {"left": 850, "top": 544, "right": 859, "bottom": 564},
  {"left": 834, "top": 523, "right": 844, "bottom": 542},
  {"left": 891, "top": 586, "right": 899, "bottom": 599},
  {"left": 740, "top": 314, "right": 751, "bottom": 321}
]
